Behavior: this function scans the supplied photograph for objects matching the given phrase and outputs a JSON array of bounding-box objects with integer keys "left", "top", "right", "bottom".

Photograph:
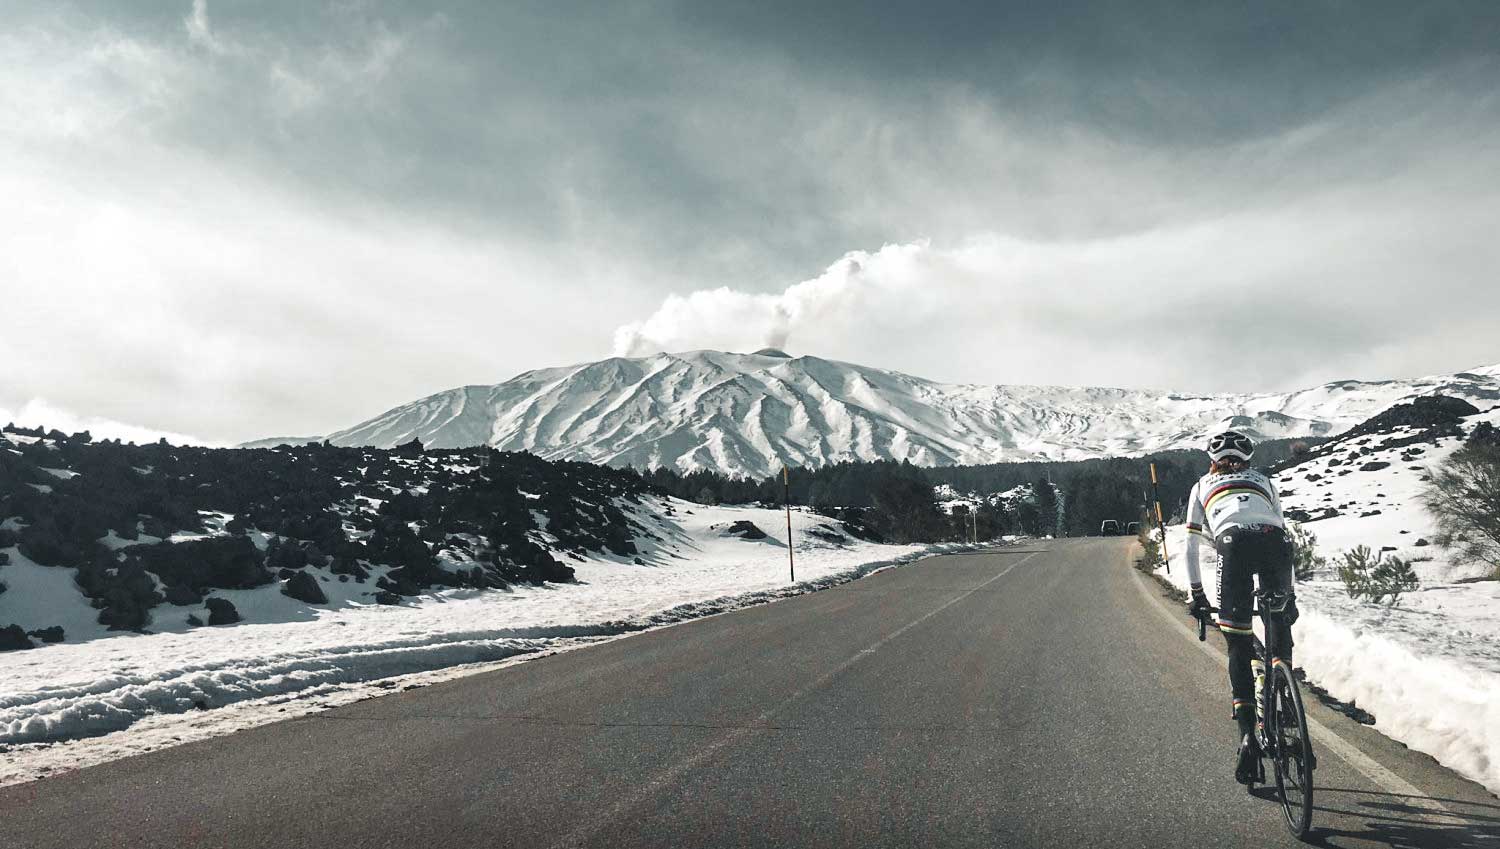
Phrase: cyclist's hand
[
  {"left": 1187, "top": 587, "right": 1212, "bottom": 619},
  {"left": 1284, "top": 595, "right": 1300, "bottom": 625}
]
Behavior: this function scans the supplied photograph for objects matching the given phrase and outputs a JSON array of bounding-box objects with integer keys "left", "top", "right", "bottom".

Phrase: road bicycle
[{"left": 1195, "top": 589, "right": 1315, "bottom": 838}]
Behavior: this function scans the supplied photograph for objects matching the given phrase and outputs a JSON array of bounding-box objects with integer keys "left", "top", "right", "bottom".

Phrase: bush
[
  {"left": 1337, "top": 545, "right": 1419, "bottom": 605},
  {"left": 1420, "top": 443, "right": 1500, "bottom": 578},
  {"left": 1135, "top": 517, "right": 1164, "bottom": 573},
  {"left": 1287, "top": 522, "right": 1327, "bottom": 582}
]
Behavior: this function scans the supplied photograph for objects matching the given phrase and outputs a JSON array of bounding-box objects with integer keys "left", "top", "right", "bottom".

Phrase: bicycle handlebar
[{"left": 1191, "top": 605, "right": 1219, "bottom": 641}]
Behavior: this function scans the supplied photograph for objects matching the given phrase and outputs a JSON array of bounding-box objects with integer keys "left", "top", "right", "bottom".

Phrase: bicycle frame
[
  {"left": 1191, "top": 586, "right": 1315, "bottom": 837},
  {"left": 1251, "top": 588, "right": 1292, "bottom": 747}
]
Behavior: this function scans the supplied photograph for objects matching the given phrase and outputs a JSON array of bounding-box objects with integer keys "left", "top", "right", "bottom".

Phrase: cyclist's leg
[
  {"left": 1258, "top": 527, "right": 1296, "bottom": 667},
  {"left": 1216, "top": 529, "right": 1257, "bottom": 735}
]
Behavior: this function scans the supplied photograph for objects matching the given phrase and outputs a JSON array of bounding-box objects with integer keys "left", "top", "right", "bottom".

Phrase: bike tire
[{"left": 1269, "top": 660, "right": 1314, "bottom": 838}]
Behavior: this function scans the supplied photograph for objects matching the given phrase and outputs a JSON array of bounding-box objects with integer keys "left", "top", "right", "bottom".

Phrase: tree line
[{"left": 643, "top": 438, "right": 1318, "bottom": 542}]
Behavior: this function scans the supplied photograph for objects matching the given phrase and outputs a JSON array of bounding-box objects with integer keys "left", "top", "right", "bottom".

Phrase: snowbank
[{"left": 0, "top": 498, "right": 978, "bottom": 784}]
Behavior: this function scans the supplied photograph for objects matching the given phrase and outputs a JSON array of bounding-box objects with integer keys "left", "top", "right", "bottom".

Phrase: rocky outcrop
[
  {"left": 0, "top": 624, "right": 34, "bottom": 652},
  {"left": 163, "top": 584, "right": 203, "bottom": 606},
  {"left": 204, "top": 597, "right": 241, "bottom": 626},
  {"left": 281, "top": 571, "right": 328, "bottom": 605},
  {"left": 722, "top": 520, "right": 769, "bottom": 540},
  {"left": 27, "top": 625, "right": 64, "bottom": 643}
]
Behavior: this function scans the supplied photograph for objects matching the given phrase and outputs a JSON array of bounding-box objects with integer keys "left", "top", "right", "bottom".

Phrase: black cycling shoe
[{"left": 1235, "top": 734, "right": 1263, "bottom": 785}]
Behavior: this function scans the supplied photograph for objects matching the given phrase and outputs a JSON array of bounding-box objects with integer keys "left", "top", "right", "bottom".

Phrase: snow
[
  {"left": 318, "top": 351, "right": 1500, "bottom": 477},
  {"left": 0, "top": 551, "right": 114, "bottom": 642},
  {"left": 0, "top": 498, "right": 978, "bottom": 786},
  {"left": 1153, "top": 407, "right": 1500, "bottom": 794}
]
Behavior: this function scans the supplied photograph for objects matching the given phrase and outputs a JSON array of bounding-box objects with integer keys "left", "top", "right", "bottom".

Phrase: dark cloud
[
  {"left": 677, "top": 1, "right": 1500, "bottom": 139},
  {"left": 2, "top": 1, "right": 1498, "bottom": 442}
]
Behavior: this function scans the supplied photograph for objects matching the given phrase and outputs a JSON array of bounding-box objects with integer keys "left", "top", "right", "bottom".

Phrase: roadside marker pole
[
  {"left": 1150, "top": 462, "right": 1171, "bottom": 574},
  {"left": 783, "top": 466, "right": 795, "bottom": 583}
]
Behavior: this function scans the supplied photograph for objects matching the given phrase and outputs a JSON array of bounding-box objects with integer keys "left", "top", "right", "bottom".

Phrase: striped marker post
[
  {"left": 783, "top": 466, "right": 795, "bottom": 583},
  {"left": 1150, "top": 462, "right": 1171, "bottom": 575}
]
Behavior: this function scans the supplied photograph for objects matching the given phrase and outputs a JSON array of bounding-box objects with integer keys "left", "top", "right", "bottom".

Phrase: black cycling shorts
[{"left": 1214, "top": 524, "right": 1292, "bottom": 636}]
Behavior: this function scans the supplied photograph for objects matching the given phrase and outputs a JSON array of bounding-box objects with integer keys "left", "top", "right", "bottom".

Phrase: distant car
[
  {"left": 1100, "top": 519, "right": 1121, "bottom": 536},
  {"left": 1126, "top": 521, "right": 1141, "bottom": 536}
]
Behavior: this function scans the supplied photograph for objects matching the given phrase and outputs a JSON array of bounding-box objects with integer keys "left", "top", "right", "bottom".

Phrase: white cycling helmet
[{"left": 1206, "top": 430, "right": 1254, "bottom": 462}]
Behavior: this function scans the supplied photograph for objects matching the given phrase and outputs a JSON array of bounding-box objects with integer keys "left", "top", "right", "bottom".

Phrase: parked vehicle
[
  {"left": 1100, "top": 519, "right": 1121, "bottom": 536},
  {"left": 1126, "top": 521, "right": 1141, "bottom": 536}
]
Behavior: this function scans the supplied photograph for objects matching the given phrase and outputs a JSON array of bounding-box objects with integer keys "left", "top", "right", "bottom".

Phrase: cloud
[
  {"left": 0, "top": 399, "right": 211, "bottom": 446},
  {"left": 612, "top": 177, "right": 1500, "bottom": 393},
  {"left": 2, "top": 2, "right": 1499, "bottom": 443},
  {"left": 184, "top": 0, "right": 226, "bottom": 54},
  {"left": 613, "top": 249, "right": 886, "bottom": 357},
  {"left": 0, "top": 5, "right": 642, "bottom": 443}
]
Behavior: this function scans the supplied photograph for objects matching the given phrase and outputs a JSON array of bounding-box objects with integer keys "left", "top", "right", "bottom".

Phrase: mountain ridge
[{"left": 261, "top": 351, "right": 1500, "bottom": 478}]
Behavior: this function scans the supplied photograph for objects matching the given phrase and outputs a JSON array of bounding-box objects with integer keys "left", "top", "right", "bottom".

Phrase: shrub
[
  {"left": 1135, "top": 517, "right": 1163, "bottom": 573},
  {"left": 1420, "top": 443, "right": 1500, "bottom": 578},
  {"left": 1468, "top": 421, "right": 1500, "bottom": 450},
  {"left": 1337, "top": 545, "right": 1419, "bottom": 605},
  {"left": 1287, "top": 522, "right": 1327, "bottom": 582}
]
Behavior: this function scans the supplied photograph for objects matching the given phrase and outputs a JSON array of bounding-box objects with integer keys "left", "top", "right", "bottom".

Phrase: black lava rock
[
  {"left": 163, "top": 584, "right": 203, "bottom": 606},
  {"left": 330, "top": 557, "right": 368, "bottom": 580},
  {"left": 376, "top": 574, "right": 420, "bottom": 596},
  {"left": 1359, "top": 461, "right": 1391, "bottom": 472},
  {"left": 723, "top": 520, "right": 769, "bottom": 540},
  {"left": 97, "top": 591, "right": 154, "bottom": 631},
  {"left": 0, "top": 624, "right": 35, "bottom": 652},
  {"left": 204, "top": 597, "right": 241, "bottom": 625},
  {"left": 281, "top": 570, "right": 328, "bottom": 605},
  {"left": 1348, "top": 395, "right": 1480, "bottom": 438},
  {"left": 26, "top": 626, "right": 64, "bottom": 644}
]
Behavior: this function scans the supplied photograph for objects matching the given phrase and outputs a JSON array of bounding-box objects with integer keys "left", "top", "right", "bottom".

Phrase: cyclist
[{"left": 1183, "top": 430, "right": 1300, "bottom": 784}]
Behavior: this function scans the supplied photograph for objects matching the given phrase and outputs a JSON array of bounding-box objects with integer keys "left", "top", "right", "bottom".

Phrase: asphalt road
[{"left": 3, "top": 538, "right": 1497, "bottom": 848}]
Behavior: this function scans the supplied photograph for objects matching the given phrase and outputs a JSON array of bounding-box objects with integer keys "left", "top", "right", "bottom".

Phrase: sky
[{"left": 3, "top": 1, "right": 1499, "bottom": 444}]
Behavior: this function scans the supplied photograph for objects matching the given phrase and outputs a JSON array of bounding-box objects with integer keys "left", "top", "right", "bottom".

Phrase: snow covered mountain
[{"left": 313, "top": 350, "right": 1500, "bottom": 478}]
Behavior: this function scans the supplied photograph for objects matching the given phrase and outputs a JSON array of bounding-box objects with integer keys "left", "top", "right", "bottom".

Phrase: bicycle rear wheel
[{"left": 1269, "top": 660, "right": 1314, "bottom": 838}]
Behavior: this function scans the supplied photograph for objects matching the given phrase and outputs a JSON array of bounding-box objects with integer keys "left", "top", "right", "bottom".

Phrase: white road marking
[
  {"left": 550, "top": 549, "right": 1041, "bottom": 848},
  {"left": 1125, "top": 552, "right": 1462, "bottom": 823}
]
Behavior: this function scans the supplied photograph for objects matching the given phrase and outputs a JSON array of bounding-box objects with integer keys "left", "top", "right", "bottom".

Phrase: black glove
[
  {"left": 1187, "top": 586, "right": 1212, "bottom": 620},
  {"left": 1283, "top": 595, "right": 1300, "bottom": 626}
]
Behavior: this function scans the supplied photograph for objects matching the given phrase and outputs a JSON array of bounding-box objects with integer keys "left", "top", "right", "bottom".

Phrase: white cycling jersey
[{"left": 1183, "top": 467, "right": 1284, "bottom": 591}]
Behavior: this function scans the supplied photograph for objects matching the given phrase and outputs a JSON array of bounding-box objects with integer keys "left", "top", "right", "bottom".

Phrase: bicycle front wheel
[{"left": 1269, "top": 660, "right": 1314, "bottom": 838}]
